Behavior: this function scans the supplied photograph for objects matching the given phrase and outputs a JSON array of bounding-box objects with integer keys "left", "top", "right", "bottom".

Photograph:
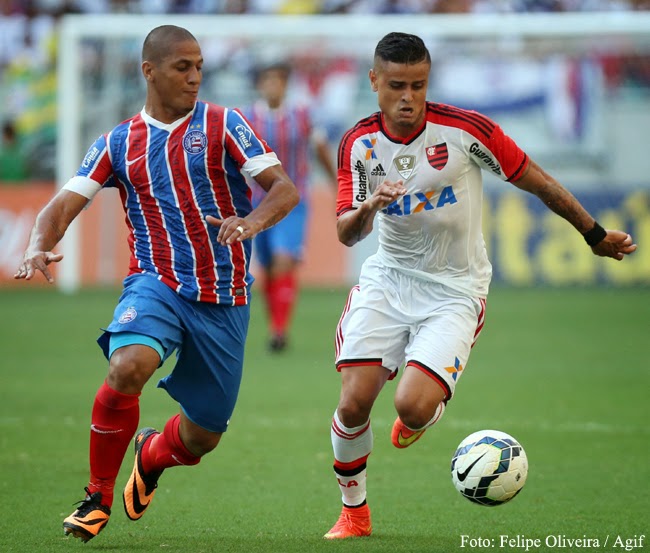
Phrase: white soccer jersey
[{"left": 337, "top": 102, "right": 529, "bottom": 297}]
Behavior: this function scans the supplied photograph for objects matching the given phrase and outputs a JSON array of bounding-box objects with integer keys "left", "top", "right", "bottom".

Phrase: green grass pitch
[{"left": 0, "top": 285, "right": 648, "bottom": 552}]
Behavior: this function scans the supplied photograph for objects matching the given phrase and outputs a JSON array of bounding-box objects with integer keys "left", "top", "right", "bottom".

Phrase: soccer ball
[{"left": 451, "top": 429, "right": 528, "bottom": 506}]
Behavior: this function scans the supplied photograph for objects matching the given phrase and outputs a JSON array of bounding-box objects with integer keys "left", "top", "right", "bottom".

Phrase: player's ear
[
  {"left": 142, "top": 60, "right": 154, "bottom": 82},
  {"left": 369, "top": 69, "right": 378, "bottom": 92}
]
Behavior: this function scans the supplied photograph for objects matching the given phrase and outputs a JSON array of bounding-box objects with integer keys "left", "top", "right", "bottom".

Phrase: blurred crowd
[
  {"left": 2, "top": 0, "right": 649, "bottom": 15},
  {"left": 0, "top": 0, "right": 649, "bottom": 182}
]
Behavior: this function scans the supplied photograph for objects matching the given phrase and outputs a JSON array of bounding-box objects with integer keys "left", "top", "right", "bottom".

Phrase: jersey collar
[
  {"left": 140, "top": 104, "right": 196, "bottom": 132},
  {"left": 379, "top": 112, "right": 426, "bottom": 145}
]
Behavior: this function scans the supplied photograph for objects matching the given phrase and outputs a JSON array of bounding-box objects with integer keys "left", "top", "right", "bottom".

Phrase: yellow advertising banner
[{"left": 1, "top": 183, "right": 647, "bottom": 288}]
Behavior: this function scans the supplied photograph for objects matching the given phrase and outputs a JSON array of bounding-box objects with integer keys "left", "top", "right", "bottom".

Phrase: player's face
[
  {"left": 144, "top": 39, "right": 203, "bottom": 122},
  {"left": 257, "top": 69, "right": 288, "bottom": 109},
  {"left": 370, "top": 59, "right": 430, "bottom": 138}
]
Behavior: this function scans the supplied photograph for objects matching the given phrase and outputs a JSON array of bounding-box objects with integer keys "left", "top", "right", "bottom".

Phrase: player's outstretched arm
[
  {"left": 207, "top": 164, "right": 299, "bottom": 246},
  {"left": 512, "top": 159, "right": 637, "bottom": 261},
  {"left": 14, "top": 189, "right": 88, "bottom": 283},
  {"left": 337, "top": 180, "right": 406, "bottom": 247}
]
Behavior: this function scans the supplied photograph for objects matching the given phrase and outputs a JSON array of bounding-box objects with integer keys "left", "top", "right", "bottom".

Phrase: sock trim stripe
[
  {"left": 331, "top": 418, "right": 370, "bottom": 440},
  {"left": 334, "top": 461, "right": 367, "bottom": 477},
  {"left": 334, "top": 454, "right": 369, "bottom": 473}
]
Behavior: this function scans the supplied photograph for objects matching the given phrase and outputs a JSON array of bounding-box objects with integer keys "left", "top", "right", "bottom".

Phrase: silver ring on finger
[{"left": 235, "top": 225, "right": 245, "bottom": 234}]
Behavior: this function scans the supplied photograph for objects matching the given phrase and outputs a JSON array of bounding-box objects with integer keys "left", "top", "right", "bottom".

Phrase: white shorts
[{"left": 335, "top": 257, "right": 486, "bottom": 400}]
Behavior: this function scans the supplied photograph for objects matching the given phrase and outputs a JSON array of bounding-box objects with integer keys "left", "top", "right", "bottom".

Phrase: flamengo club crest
[
  {"left": 393, "top": 155, "right": 416, "bottom": 179},
  {"left": 427, "top": 143, "right": 448, "bottom": 170}
]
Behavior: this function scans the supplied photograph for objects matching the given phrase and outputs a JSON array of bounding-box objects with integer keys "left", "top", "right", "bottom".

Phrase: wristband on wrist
[{"left": 583, "top": 222, "right": 607, "bottom": 247}]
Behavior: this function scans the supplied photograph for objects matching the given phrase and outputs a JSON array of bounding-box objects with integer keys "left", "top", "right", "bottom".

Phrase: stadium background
[
  {"left": 1, "top": 4, "right": 649, "bottom": 552},
  {"left": 1, "top": 0, "right": 649, "bottom": 289}
]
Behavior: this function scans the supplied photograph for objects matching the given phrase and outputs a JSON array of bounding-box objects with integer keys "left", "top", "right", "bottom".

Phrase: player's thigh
[
  {"left": 339, "top": 364, "right": 392, "bottom": 416},
  {"left": 157, "top": 302, "right": 251, "bottom": 433},
  {"left": 405, "top": 294, "right": 484, "bottom": 401},
  {"left": 394, "top": 363, "right": 448, "bottom": 418}
]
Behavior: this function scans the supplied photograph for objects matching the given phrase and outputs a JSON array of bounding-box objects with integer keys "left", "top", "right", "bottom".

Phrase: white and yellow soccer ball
[{"left": 451, "top": 429, "right": 528, "bottom": 506}]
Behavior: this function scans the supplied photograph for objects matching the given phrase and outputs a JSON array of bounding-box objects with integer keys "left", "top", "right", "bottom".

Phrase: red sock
[
  {"left": 88, "top": 381, "right": 140, "bottom": 507},
  {"left": 263, "top": 276, "right": 272, "bottom": 310},
  {"left": 142, "top": 414, "right": 201, "bottom": 473},
  {"left": 267, "top": 272, "right": 297, "bottom": 337}
]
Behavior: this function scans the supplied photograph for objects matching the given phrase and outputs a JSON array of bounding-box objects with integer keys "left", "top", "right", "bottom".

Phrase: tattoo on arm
[
  {"left": 532, "top": 181, "right": 592, "bottom": 233},
  {"left": 517, "top": 161, "right": 593, "bottom": 233}
]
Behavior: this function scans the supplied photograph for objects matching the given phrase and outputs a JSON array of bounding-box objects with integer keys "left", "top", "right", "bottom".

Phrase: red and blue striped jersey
[
  {"left": 242, "top": 101, "right": 312, "bottom": 204},
  {"left": 66, "top": 100, "right": 280, "bottom": 305}
]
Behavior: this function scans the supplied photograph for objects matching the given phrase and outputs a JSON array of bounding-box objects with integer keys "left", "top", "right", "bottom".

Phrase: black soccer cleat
[
  {"left": 269, "top": 334, "right": 288, "bottom": 352},
  {"left": 63, "top": 487, "right": 111, "bottom": 542}
]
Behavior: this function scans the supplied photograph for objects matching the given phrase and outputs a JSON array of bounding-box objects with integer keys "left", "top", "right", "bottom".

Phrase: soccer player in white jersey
[{"left": 324, "top": 32, "right": 636, "bottom": 540}]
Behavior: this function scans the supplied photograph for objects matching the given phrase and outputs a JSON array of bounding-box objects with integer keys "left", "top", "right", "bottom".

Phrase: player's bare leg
[{"left": 391, "top": 363, "right": 447, "bottom": 448}]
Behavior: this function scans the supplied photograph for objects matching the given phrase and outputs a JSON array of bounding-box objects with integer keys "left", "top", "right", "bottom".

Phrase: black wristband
[{"left": 583, "top": 222, "right": 607, "bottom": 247}]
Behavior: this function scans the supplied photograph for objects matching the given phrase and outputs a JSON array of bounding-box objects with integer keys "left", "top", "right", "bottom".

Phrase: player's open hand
[
  {"left": 369, "top": 180, "right": 407, "bottom": 211},
  {"left": 591, "top": 230, "right": 637, "bottom": 260},
  {"left": 206, "top": 215, "right": 255, "bottom": 246},
  {"left": 14, "top": 251, "right": 64, "bottom": 284}
]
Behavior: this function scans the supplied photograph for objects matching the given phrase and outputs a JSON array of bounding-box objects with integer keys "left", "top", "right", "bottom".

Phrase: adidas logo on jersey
[{"left": 371, "top": 164, "right": 386, "bottom": 177}]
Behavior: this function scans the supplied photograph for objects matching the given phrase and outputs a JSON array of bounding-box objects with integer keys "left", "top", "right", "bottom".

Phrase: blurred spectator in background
[
  {"left": 0, "top": 120, "right": 28, "bottom": 181},
  {"left": 0, "top": 3, "right": 58, "bottom": 179},
  {"left": 288, "top": 48, "right": 359, "bottom": 144},
  {"left": 243, "top": 61, "right": 337, "bottom": 351},
  {"left": 0, "top": 0, "right": 648, "bottom": 184},
  {"left": 219, "top": 0, "right": 250, "bottom": 12}
]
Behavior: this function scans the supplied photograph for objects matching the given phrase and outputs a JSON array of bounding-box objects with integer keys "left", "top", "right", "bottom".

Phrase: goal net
[{"left": 57, "top": 12, "right": 650, "bottom": 290}]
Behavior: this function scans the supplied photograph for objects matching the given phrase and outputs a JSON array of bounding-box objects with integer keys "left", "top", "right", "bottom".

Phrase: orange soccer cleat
[
  {"left": 323, "top": 504, "right": 372, "bottom": 539},
  {"left": 391, "top": 417, "right": 428, "bottom": 449},
  {"left": 63, "top": 487, "right": 111, "bottom": 542},
  {"left": 123, "top": 427, "right": 163, "bottom": 521}
]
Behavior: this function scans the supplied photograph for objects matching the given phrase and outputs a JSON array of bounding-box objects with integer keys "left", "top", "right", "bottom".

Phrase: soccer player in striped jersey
[
  {"left": 242, "top": 62, "right": 337, "bottom": 352},
  {"left": 15, "top": 25, "right": 298, "bottom": 542},
  {"left": 324, "top": 32, "right": 636, "bottom": 540}
]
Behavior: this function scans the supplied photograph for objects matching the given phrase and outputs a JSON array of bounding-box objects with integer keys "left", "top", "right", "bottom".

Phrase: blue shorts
[
  {"left": 254, "top": 200, "right": 307, "bottom": 268},
  {"left": 97, "top": 273, "right": 250, "bottom": 433}
]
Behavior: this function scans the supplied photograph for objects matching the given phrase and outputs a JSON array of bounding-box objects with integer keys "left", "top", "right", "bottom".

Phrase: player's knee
[
  {"left": 337, "top": 398, "right": 373, "bottom": 428},
  {"left": 269, "top": 254, "right": 296, "bottom": 277},
  {"left": 397, "top": 409, "right": 433, "bottom": 431},
  {"left": 395, "top": 394, "right": 442, "bottom": 430},
  {"left": 107, "top": 346, "right": 158, "bottom": 394},
  {"left": 181, "top": 428, "right": 222, "bottom": 457}
]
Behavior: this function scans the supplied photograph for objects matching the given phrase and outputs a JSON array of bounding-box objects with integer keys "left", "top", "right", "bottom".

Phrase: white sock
[{"left": 331, "top": 410, "right": 373, "bottom": 507}]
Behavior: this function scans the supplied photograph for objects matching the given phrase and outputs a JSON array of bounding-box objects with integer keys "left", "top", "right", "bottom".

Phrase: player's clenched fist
[{"left": 368, "top": 180, "right": 406, "bottom": 210}]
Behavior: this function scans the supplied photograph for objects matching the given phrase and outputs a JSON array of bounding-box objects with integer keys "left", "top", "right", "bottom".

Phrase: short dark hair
[
  {"left": 374, "top": 32, "right": 431, "bottom": 66},
  {"left": 142, "top": 25, "right": 198, "bottom": 64},
  {"left": 253, "top": 61, "right": 292, "bottom": 85}
]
